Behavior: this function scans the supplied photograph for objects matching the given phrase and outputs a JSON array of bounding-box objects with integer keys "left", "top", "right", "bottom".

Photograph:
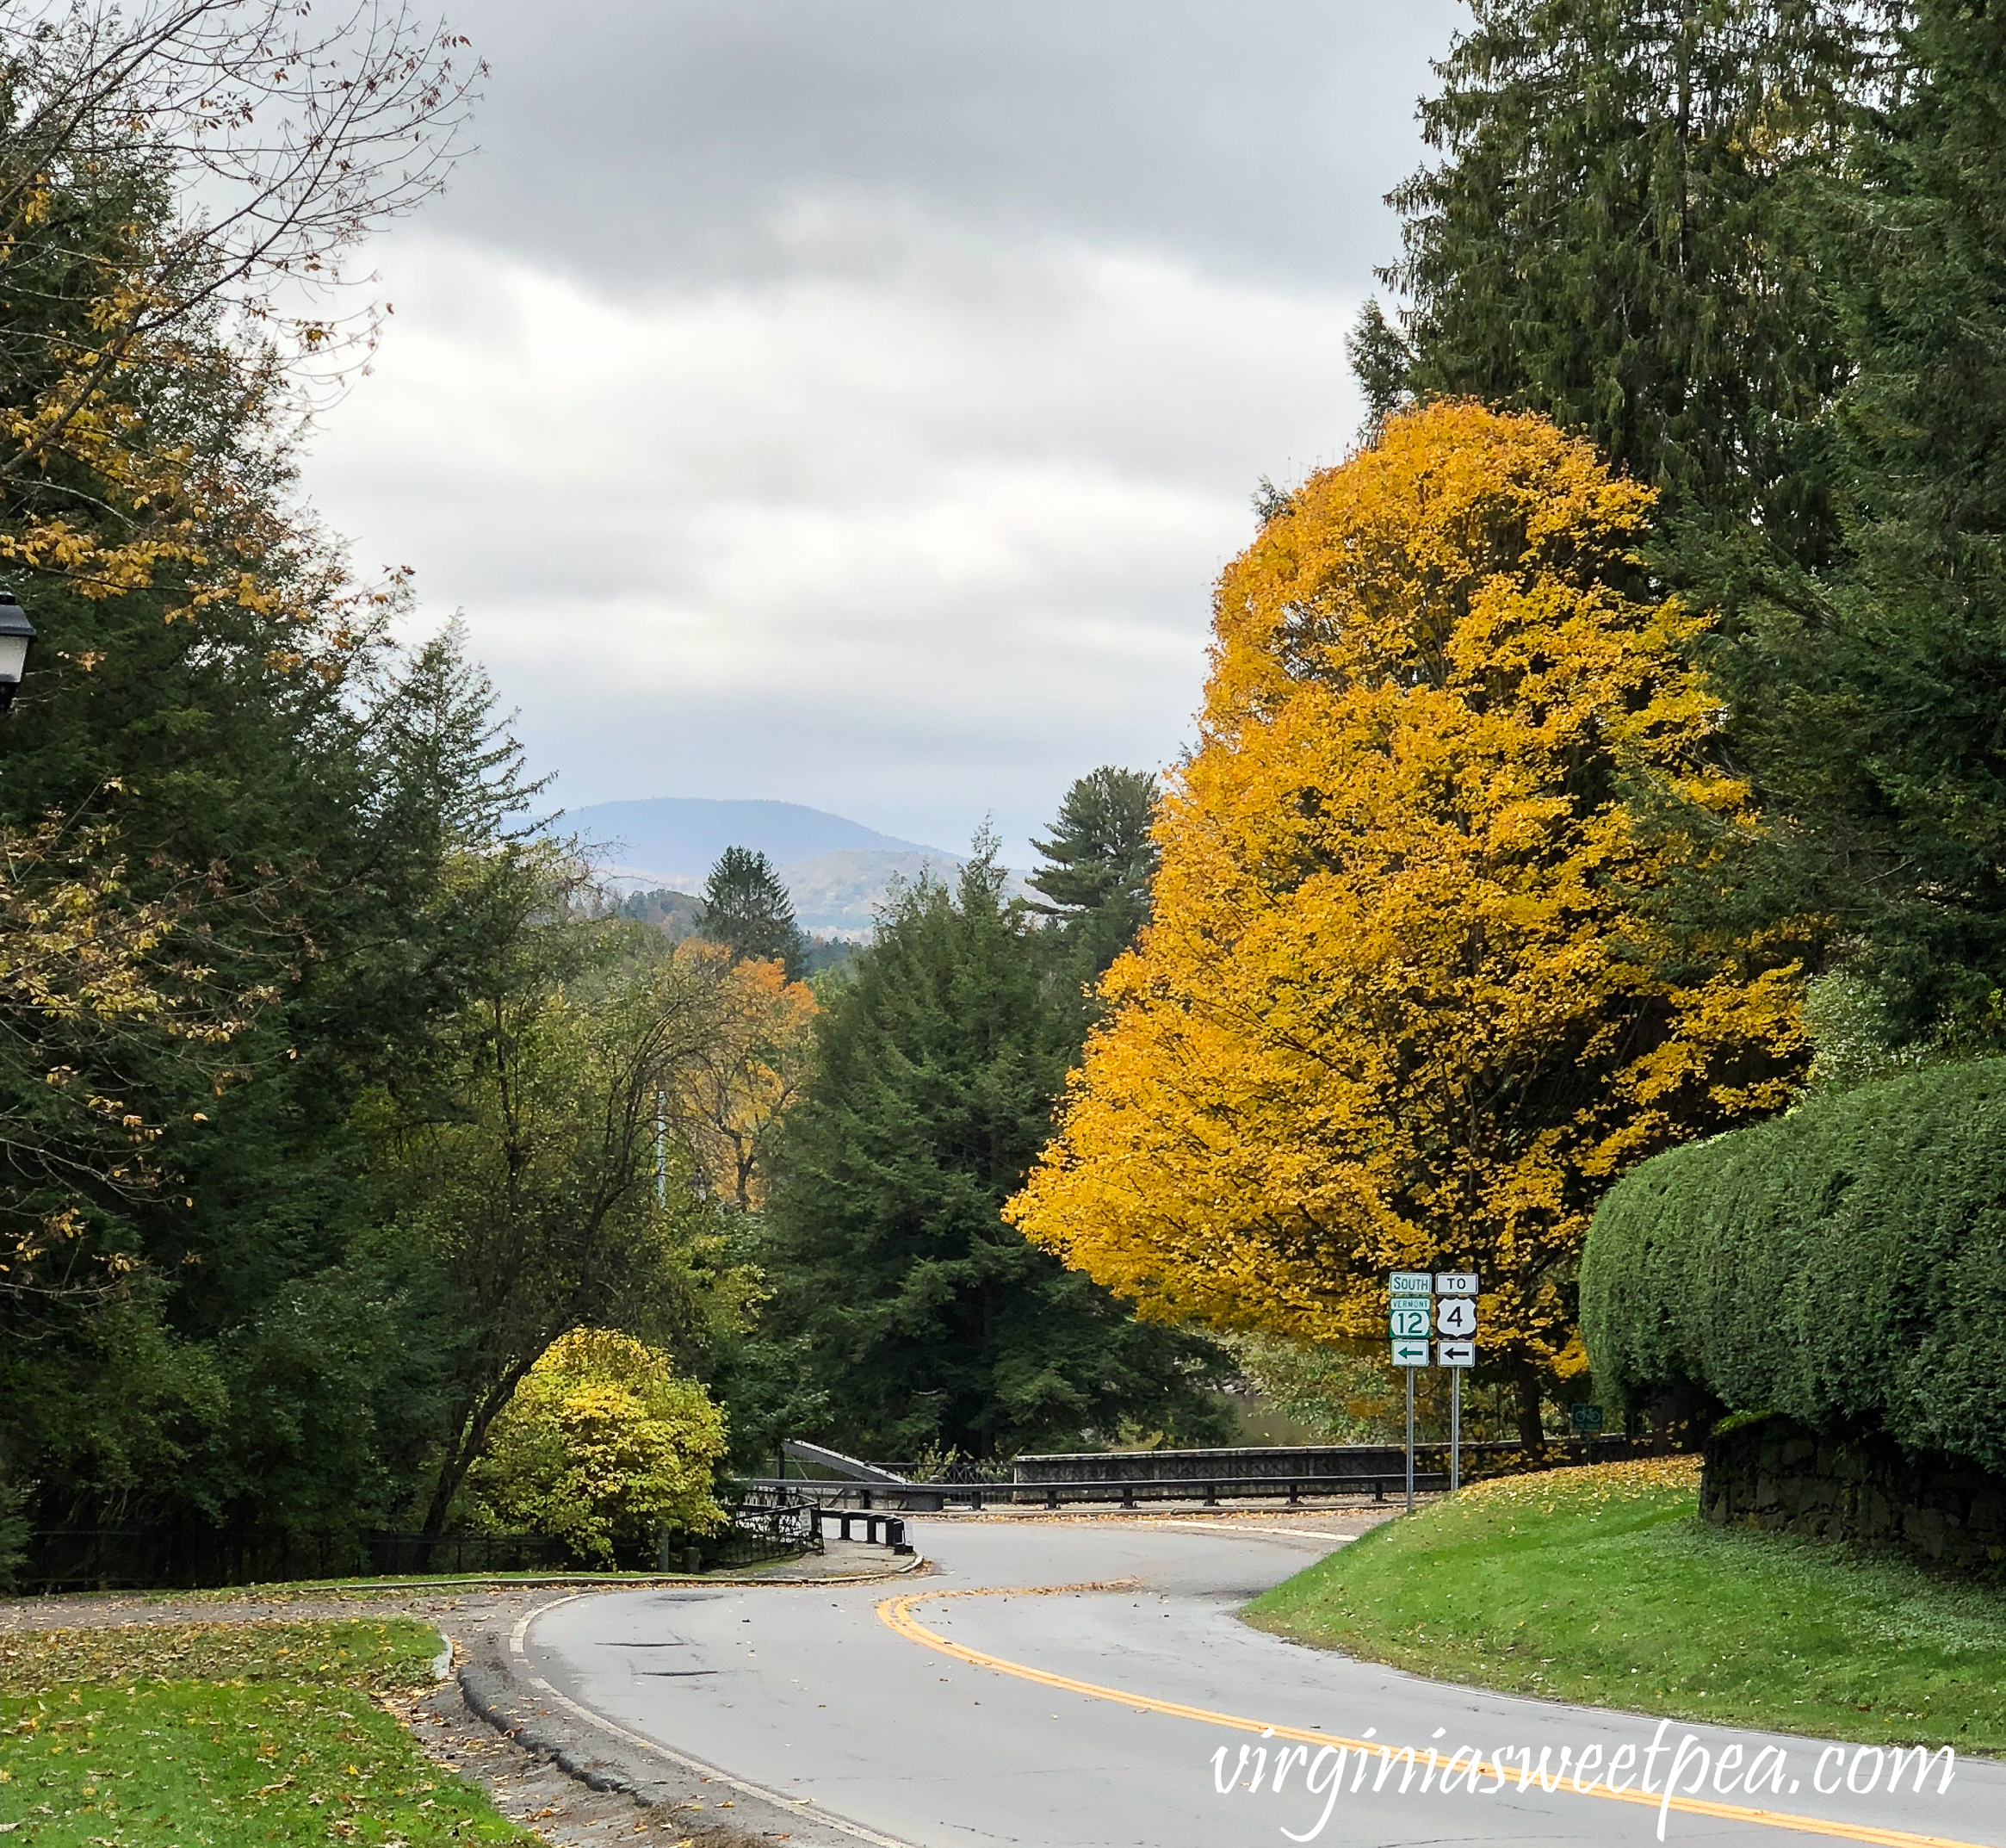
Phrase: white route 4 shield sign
[{"left": 1435, "top": 1298, "right": 1477, "bottom": 1337}]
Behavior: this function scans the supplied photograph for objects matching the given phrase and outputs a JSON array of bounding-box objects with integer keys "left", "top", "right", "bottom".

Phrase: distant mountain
[
  {"left": 571, "top": 797, "right": 986, "bottom": 934},
  {"left": 781, "top": 848, "right": 965, "bottom": 934},
  {"left": 569, "top": 797, "right": 952, "bottom": 893}
]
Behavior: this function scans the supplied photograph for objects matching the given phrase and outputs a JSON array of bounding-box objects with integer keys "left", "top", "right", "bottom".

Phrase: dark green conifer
[
  {"left": 761, "top": 837, "right": 1229, "bottom": 1460},
  {"left": 1376, "top": 0, "right": 1870, "bottom": 555},
  {"left": 1719, "top": 0, "right": 2006, "bottom": 1041},
  {"left": 1027, "top": 766, "right": 1161, "bottom": 1002},
  {"left": 700, "top": 846, "right": 807, "bottom": 979}
]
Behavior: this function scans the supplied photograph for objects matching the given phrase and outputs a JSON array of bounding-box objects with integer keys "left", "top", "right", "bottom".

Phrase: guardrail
[
  {"left": 662, "top": 1492, "right": 827, "bottom": 1572},
  {"left": 743, "top": 1472, "right": 1450, "bottom": 1511}
]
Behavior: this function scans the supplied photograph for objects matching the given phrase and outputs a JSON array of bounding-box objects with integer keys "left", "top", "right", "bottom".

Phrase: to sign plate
[
  {"left": 1390, "top": 1337, "right": 1430, "bottom": 1367},
  {"left": 1437, "top": 1340, "right": 1476, "bottom": 1368},
  {"left": 1390, "top": 1271, "right": 1434, "bottom": 1294},
  {"left": 1435, "top": 1272, "right": 1479, "bottom": 1297},
  {"left": 1435, "top": 1299, "right": 1477, "bottom": 1338}
]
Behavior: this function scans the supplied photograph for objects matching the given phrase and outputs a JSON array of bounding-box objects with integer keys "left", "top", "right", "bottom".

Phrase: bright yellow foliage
[
  {"left": 673, "top": 943, "right": 817, "bottom": 1210},
  {"left": 1006, "top": 403, "right": 1805, "bottom": 1398},
  {"left": 473, "top": 1329, "right": 729, "bottom": 1566}
]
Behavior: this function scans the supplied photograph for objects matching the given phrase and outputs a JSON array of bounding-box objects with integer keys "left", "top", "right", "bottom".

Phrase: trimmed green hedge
[{"left": 1581, "top": 1059, "right": 2006, "bottom": 1471}]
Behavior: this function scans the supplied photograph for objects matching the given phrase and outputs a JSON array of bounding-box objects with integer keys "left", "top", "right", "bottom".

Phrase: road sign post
[
  {"left": 1405, "top": 1362, "right": 1415, "bottom": 1510},
  {"left": 1434, "top": 1274, "right": 1478, "bottom": 1491},
  {"left": 1389, "top": 1273, "right": 1433, "bottom": 1511}
]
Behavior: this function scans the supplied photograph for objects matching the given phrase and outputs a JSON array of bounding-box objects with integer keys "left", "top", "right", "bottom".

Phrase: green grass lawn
[
  {"left": 1248, "top": 1456, "right": 2006, "bottom": 1752},
  {"left": 0, "top": 1618, "right": 536, "bottom": 1845}
]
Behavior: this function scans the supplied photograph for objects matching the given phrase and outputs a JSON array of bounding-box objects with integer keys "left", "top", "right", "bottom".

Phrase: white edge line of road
[
  {"left": 1154, "top": 1520, "right": 1360, "bottom": 1544},
  {"left": 511, "top": 1591, "right": 920, "bottom": 1848}
]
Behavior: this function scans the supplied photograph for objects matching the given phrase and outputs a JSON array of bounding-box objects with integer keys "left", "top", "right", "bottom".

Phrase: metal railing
[
  {"left": 18, "top": 1497, "right": 831, "bottom": 1591},
  {"left": 14, "top": 1526, "right": 568, "bottom": 1592},
  {"left": 363, "top": 1531, "right": 571, "bottom": 1577},
  {"left": 661, "top": 1491, "right": 826, "bottom": 1572},
  {"left": 743, "top": 1471, "right": 1453, "bottom": 1512}
]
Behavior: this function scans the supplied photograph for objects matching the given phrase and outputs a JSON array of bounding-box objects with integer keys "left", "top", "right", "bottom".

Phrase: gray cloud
[
  {"left": 433, "top": 0, "right": 1459, "bottom": 283},
  {"left": 306, "top": 1, "right": 1464, "bottom": 863}
]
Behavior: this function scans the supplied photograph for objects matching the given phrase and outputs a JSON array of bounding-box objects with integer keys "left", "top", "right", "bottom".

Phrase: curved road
[{"left": 518, "top": 1514, "right": 2005, "bottom": 1848}]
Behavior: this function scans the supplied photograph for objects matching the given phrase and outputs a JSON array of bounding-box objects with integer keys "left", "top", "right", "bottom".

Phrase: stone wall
[{"left": 1701, "top": 1413, "right": 2006, "bottom": 1571}]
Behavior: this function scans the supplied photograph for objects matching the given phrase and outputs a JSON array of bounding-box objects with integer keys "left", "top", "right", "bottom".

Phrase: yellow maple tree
[
  {"left": 1006, "top": 402, "right": 1805, "bottom": 1441},
  {"left": 673, "top": 941, "right": 817, "bottom": 1210}
]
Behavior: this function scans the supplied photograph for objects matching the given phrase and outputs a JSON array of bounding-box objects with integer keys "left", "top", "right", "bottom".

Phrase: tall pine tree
[
  {"left": 701, "top": 846, "right": 806, "bottom": 979},
  {"left": 1027, "top": 766, "right": 1161, "bottom": 1035},
  {"left": 1716, "top": 0, "right": 2006, "bottom": 1042},
  {"left": 1371, "top": 0, "right": 1873, "bottom": 556},
  {"left": 762, "top": 839, "right": 1229, "bottom": 1460}
]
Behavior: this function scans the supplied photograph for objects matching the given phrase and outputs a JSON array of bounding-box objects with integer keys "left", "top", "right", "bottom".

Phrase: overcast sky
[{"left": 304, "top": 1, "right": 1464, "bottom": 863}]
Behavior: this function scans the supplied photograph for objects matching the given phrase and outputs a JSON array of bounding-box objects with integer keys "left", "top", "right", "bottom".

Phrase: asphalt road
[{"left": 521, "top": 1513, "right": 2006, "bottom": 1848}]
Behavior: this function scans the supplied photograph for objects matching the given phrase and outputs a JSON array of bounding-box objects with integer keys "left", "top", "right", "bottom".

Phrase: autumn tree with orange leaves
[
  {"left": 1006, "top": 403, "right": 1808, "bottom": 1445},
  {"left": 674, "top": 940, "right": 816, "bottom": 1211}
]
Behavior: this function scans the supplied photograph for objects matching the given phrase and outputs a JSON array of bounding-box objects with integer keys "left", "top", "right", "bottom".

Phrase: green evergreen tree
[
  {"left": 0, "top": 11, "right": 538, "bottom": 1553},
  {"left": 1711, "top": 0, "right": 2006, "bottom": 1043},
  {"left": 1027, "top": 766, "right": 1161, "bottom": 1036},
  {"left": 701, "top": 846, "right": 806, "bottom": 979},
  {"left": 1375, "top": 0, "right": 1872, "bottom": 554},
  {"left": 761, "top": 836, "right": 1230, "bottom": 1460}
]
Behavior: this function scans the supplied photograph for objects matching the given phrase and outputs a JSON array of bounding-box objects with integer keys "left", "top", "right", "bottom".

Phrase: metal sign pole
[
  {"left": 1405, "top": 1365, "right": 1415, "bottom": 1513},
  {"left": 1451, "top": 1367, "right": 1461, "bottom": 1491}
]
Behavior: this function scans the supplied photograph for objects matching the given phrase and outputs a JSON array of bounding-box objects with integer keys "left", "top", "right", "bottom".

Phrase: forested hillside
[
  {"left": 1016, "top": 0, "right": 2006, "bottom": 1448},
  {"left": 15, "top": 0, "right": 2006, "bottom": 1578},
  {"left": 0, "top": 0, "right": 1229, "bottom": 1560}
]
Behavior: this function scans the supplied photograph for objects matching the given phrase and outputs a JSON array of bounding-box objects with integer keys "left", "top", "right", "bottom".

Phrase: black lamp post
[{"left": 0, "top": 592, "right": 34, "bottom": 712}]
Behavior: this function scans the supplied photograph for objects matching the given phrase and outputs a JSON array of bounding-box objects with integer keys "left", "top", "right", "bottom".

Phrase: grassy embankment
[
  {"left": 1249, "top": 1456, "right": 2006, "bottom": 1752},
  {"left": 0, "top": 1618, "right": 535, "bottom": 1845}
]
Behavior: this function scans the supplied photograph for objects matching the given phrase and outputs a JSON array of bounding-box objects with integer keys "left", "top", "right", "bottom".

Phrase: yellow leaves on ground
[
  {"left": 0, "top": 1621, "right": 441, "bottom": 1696},
  {"left": 1458, "top": 1454, "right": 1703, "bottom": 1514},
  {"left": 1006, "top": 404, "right": 1806, "bottom": 1397}
]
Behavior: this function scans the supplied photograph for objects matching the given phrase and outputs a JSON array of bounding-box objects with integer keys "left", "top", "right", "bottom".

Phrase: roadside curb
[
  {"left": 458, "top": 1659, "right": 644, "bottom": 1800},
  {"left": 444, "top": 1568, "right": 926, "bottom": 1847},
  {"left": 180, "top": 1553, "right": 933, "bottom": 1598}
]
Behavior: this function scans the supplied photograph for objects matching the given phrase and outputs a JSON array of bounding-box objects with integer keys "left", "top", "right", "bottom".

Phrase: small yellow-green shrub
[{"left": 473, "top": 1329, "right": 728, "bottom": 1566}]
